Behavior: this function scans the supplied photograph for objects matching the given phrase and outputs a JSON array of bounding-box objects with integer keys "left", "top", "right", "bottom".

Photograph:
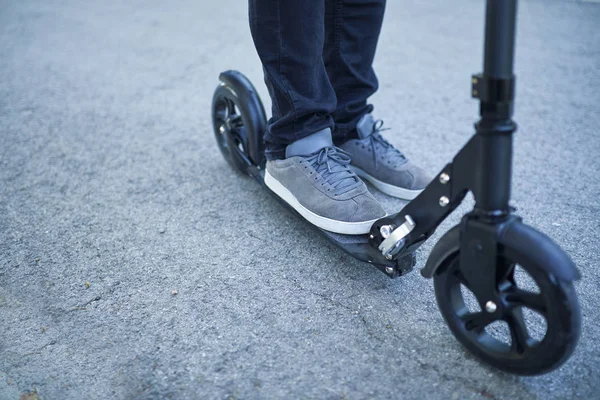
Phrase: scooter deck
[{"left": 246, "top": 165, "right": 415, "bottom": 278}]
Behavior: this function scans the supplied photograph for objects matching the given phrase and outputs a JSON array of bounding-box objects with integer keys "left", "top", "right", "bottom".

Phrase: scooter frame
[{"left": 211, "top": 0, "right": 581, "bottom": 376}]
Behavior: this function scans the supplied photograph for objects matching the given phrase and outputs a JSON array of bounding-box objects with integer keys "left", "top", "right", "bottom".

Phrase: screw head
[
  {"left": 369, "top": 234, "right": 375, "bottom": 239},
  {"left": 380, "top": 225, "right": 393, "bottom": 239},
  {"left": 439, "top": 173, "right": 450, "bottom": 184},
  {"left": 385, "top": 266, "right": 394, "bottom": 274},
  {"left": 439, "top": 196, "right": 450, "bottom": 207},
  {"left": 485, "top": 301, "right": 497, "bottom": 313},
  {"left": 219, "top": 125, "right": 226, "bottom": 134}
]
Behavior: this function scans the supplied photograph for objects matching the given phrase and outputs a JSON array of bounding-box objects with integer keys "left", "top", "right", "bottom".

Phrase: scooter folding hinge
[{"left": 378, "top": 215, "right": 416, "bottom": 260}]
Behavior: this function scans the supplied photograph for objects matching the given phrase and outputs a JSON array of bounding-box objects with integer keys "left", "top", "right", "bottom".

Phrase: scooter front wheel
[{"left": 432, "top": 226, "right": 581, "bottom": 375}]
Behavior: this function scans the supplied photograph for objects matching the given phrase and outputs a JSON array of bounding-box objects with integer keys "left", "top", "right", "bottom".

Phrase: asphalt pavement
[{"left": 1, "top": 0, "right": 599, "bottom": 399}]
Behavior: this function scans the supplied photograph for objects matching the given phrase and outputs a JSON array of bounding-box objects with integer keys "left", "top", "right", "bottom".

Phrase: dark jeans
[{"left": 248, "top": 0, "right": 386, "bottom": 160}]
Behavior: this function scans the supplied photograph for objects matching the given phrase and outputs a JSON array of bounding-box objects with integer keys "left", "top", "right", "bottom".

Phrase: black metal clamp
[{"left": 471, "top": 74, "right": 516, "bottom": 103}]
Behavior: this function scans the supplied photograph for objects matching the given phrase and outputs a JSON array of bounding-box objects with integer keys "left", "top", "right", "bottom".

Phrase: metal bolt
[
  {"left": 385, "top": 254, "right": 393, "bottom": 260},
  {"left": 369, "top": 234, "right": 375, "bottom": 239},
  {"left": 439, "top": 173, "right": 450, "bottom": 184},
  {"left": 439, "top": 196, "right": 450, "bottom": 207},
  {"left": 485, "top": 301, "right": 497, "bottom": 313},
  {"left": 219, "top": 125, "right": 226, "bottom": 134},
  {"left": 380, "top": 225, "right": 394, "bottom": 239},
  {"left": 385, "top": 266, "right": 394, "bottom": 274}
]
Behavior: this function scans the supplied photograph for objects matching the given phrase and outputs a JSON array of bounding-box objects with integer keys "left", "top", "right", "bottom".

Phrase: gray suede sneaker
[
  {"left": 338, "top": 113, "right": 431, "bottom": 200},
  {"left": 264, "top": 128, "right": 386, "bottom": 235}
]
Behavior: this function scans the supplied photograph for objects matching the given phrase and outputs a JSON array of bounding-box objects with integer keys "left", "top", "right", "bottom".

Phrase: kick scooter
[{"left": 210, "top": 0, "right": 581, "bottom": 375}]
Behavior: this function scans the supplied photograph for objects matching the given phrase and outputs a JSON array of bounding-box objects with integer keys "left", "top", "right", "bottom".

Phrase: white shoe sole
[
  {"left": 351, "top": 166, "right": 423, "bottom": 200},
  {"left": 264, "top": 170, "right": 379, "bottom": 235}
]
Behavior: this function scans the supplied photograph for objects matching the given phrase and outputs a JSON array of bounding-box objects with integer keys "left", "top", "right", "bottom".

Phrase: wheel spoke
[
  {"left": 228, "top": 114, "right": 243, "bottom": 128},
  {"left": 214, "top": 110, "right": 228, "bottom": 125},
  {"left": 460, "top": 311, "right": 498, "bottom": 333},
  {"left": 505, "top": 287, "right": 546, "bottom": 314},
  {"left": 454, "top": 269, "right": 469, "bottom": 286},
  {"left": 224, "top": 98, "right": 237, "bottom": 115},
  {"left": 222, "top": 96, "right": 233, "bottom": 109},
  {"left": 497, "top": 257, "right": 516, "bottom": 285},
  {"left": 506, "top": 308, "right": 535, "bottom": 354}
]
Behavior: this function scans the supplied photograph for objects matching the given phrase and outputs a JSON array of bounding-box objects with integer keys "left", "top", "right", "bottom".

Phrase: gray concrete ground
[{"left": 1, "top": 0, "right": 599, "bottom": 399}]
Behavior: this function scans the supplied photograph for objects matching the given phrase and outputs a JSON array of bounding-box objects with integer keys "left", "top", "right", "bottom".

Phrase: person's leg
[
  {"left": 248, "top": 0, "right": 336, "bottom": 160},
  {"left": 248, "top": 0, "right": 386, "bottom": 234},
  {"left": 324, "top": 0, "right": 431, "bottom": 200},
  {"left": 323, "top": 0, "right": 386, "bottom": 144}
]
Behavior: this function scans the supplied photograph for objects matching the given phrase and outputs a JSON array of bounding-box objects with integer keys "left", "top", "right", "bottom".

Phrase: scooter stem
[
  {"left": 484, "top": 0, "right": 517, "bottom": 78},
  {"left": 472, "top": 0, "right": 518, "bottom": 212}
]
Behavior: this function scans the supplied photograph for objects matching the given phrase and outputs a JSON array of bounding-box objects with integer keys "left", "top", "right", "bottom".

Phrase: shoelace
[
  {"left": 304, "top": 147, "right": 362, "bottom": 196},
  {"left": 367, "top": 120, "right": 407, "bottom": 169}
]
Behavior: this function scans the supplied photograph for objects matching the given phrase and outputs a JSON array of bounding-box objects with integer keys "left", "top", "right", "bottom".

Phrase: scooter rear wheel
[
  {"left": 211, "top": 72, "right": 266, "bottom": 174},
  {"left": 432, "top": 227, "right": 581, "bottom": 375}
]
